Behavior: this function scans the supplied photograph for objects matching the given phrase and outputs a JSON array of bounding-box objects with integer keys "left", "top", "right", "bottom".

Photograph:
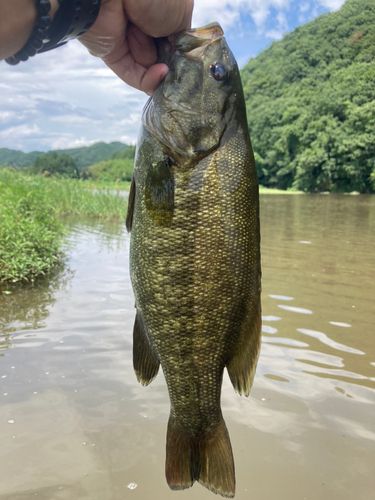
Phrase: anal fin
[
  {"left": 226, "top": 297, "right": 262, "bottom": 396},
  {"left": 133, "top": 312, "right": 160, "bottom": 386}
]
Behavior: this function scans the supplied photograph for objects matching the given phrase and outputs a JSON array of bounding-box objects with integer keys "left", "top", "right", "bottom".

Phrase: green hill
[
  {"left": 0, "top": 148, "right": 43, "bottom": 169},
  {"left": 82, "top": 146, "right": 136, "bottom": 182},
  {"left": 0, "top": 141, "right": 129, "bottom": 172},
  {"left": 241, "top": 0, "right": 375, "bottom": 193},
  {"left": 53, "top": 141, "right": 129, "bottom": 171}
]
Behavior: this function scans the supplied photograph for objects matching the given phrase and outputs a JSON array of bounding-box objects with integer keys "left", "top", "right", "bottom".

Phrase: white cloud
[
  {"left": 193, "top": 0, "right": 345, "bottom": 31},
  {"left": 50, "top": 115, "right": 100, "bottom": 125},
  {"left": 0, "top": 111, "right": 16, "bottom": 122},
  {"left": 265, "top": 11, "right": 289, "bottom": 39},
  {"left": 120, "top": 135, "right": 137, "bottom": 146},
  {"left": 0, "top": 1, "right": 347, "bottom": 152},
  {"left": 300, "top": 1, "right": 311, "bottom": 12},
  {"left": 0, "top": 124, "right": 41, "bottom": 139},
  {"left": 48, "top": 135, "right": 101, "bottom": 151},
  {"left": 0, "top": 40, "right": 148, "bottom": 152},
  {"left": 317, "top": 0, "right": 344, "bottom": 10},
  {"left": 117, "top": 114, "right": 142, "bottom": 127},
  {"left": 193, "top": 0, "right": 292, "bottom": 30}
]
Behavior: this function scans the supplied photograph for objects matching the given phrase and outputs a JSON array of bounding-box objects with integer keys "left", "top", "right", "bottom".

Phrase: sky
[{"left": 0, "top": 0, "right": 345, "bottom": 153}]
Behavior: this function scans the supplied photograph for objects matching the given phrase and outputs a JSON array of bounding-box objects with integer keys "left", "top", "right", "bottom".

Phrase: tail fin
[{"left": 165, "top": 417, "right": 235, "bottom": 498}]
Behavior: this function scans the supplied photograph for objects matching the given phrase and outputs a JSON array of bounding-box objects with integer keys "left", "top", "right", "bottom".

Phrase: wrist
[
  {"left": 4, "top": 1, "right": 101, "bottom": 65},
  {"left": 0, "top": 0, "right": 60, "bottom": 60},
  {"left": 50, "top": 0, "right": 60, "bottom": 19}
]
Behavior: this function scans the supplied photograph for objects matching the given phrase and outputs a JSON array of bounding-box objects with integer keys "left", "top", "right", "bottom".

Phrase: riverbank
[
  {"left": 0, "top": 168, "right": 300, "bottom": 283},
  {"left": 0, "top": 169, "right": 128, "bottom": 283},
  {"left": 259, "top": 186, "right": 301, "bottom": 194}
]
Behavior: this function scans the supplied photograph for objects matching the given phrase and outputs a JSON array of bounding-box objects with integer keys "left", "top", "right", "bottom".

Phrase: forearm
[
  {"left": 1, "top": 0, "right": 194, "bottom": 93},
  {"left": 0, "top": 0, "right": 59, "bottom": 60}
]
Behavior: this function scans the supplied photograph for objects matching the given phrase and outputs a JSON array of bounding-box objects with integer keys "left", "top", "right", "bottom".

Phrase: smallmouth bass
[{"left": 126, "top": 22, "right": 261, "bottom": 498}]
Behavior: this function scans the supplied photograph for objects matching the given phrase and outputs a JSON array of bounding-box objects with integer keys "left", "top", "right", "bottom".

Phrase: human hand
[{"left": 79, "top": 0, "right": 194, "bottom": 94}]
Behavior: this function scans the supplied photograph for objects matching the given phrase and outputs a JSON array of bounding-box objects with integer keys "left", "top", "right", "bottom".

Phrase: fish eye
[{"left": 210, "top": 62, "right": 228, "bottom": 81}]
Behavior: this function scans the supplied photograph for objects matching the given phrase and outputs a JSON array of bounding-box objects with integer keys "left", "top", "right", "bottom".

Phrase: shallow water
[{"left": 1, "top": 194, "right": 374, "bottom": 500}]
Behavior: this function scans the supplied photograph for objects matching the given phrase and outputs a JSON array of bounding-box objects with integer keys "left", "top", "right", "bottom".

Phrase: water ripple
[
  {"left": 278, "top": 305, "right": 313, "bottom": 314},
  {"left": 262, "top": 337, "right": 309, "bottom": 348},
  {"left": 329, "top": 322, "right": 351, "bottom": 328},
  {"left": 297, "top": 328, "right": 365, "bottom": 355},
  {"left": 262, "top": 325, "right": 278, "bottom": 334},
  {"left": 269, "top": 294, "right": 293, "bottom": 301}
]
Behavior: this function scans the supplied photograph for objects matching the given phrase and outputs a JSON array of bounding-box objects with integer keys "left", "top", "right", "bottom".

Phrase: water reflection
[
  {"left": 0, "top": 263, "right": 74, "bottom": 349},
  {"left": 0, "top": 196, "right": 375, "bottom": 500}
]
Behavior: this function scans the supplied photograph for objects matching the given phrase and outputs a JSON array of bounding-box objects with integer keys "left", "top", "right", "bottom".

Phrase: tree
[
  {"left": 241, "top": 0, "right": 375, "bottom": 193},
  {"left": 81, "top": 146, "right": 136, "bottom": 181},
  {"left": 33, "top": 152, "right": 79, "bottom": 178}
]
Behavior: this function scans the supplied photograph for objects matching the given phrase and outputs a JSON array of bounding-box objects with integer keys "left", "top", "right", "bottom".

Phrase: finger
[
  {"left": 140, "top": 64, "right": 169, "bottom": 95},
  {"left": 105, "top": 54, "right": 169, "bottom": 94},
  {"left": 177, "top": 0, "right": 194, "bottom": 31},
  {"left": 124, "top": 0, "right": 194, "bottom": 38},
  {"left": 127, "top": 24, "right": 157, "bottom": 69}
]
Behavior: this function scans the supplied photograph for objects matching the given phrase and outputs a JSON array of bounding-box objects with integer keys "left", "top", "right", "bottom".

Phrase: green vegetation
[
  {"left": 31, "top": 152, "right": 79, "bottom": 178},
  {"left": 53, "top": 141, "right": 129, "bottom": 171},
  {"left": 0, "top": 141, "right": 129, "bottom": 171},
  {"left": 1, "top": 170, "right": 128, "bottom": 218},
  {"left": 84, "top": 179, "right": 131, "bottom": 190},
  {"left": 258, "top": 186, "right": 301, "bottom": 194},
  {"left": 0, "top": 169, "right": 65, "bottom": 283},
  {"left": 82, "top": 146, "right": 136, "bottom": 182},
  {"left": 241, "top": 0, "right": 375, "bottom": 193},
  {"left": 0, "top": 148, "right": 43, "bottom": 169},
  {"left": 0, "top": 168, "right": 128, "bottom": 282}
]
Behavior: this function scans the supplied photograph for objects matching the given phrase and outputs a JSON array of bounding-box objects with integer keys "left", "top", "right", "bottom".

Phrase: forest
[
  {"left": 2, "top": 0, "right": 374, "bottom": 193},
  {"left": 241, "top": 0, "right": 375, "bottom": 193}
]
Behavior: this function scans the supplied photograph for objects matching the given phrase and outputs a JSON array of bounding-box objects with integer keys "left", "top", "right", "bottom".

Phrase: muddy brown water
[{"left": 1, "top": 194, "right": 374, "bottom": 500}]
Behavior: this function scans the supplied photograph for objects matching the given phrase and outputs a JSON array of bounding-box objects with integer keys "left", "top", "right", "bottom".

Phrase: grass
[
  {"left": 84, "top": 179, "right": 131, "bottom": 191},
  {"left": 0, "top": 169, "right": 128, "bottom": 218},
  {"left": 0, "top": 170, "right": 65, "bottom": 283},
  {"left": 0, "top": 168, "right": 298, "bottom": 284},
  {"left": 0, "top": 168, "right": 128, "bottom": 283}
]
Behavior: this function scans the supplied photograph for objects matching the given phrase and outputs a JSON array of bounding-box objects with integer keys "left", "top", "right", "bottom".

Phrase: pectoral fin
[
  {"left": 145, "top": 156, "right": 174, "bottom": 226},
  {"left": 226, "top": 296, "right": 262, "bottom": 396},
  {"left": 126, "top": 176, "right": 136, "bottom": 232},
  {"left": 133, "top": 311, "right": 160, "bottom": 386}
]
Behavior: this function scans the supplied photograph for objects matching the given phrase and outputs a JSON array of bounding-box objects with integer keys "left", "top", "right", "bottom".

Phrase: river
[{"left": 0, "top": 194, "right": 374, "bottom": 500}]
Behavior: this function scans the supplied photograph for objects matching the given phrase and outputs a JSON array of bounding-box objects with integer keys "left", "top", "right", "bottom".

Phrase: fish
[{"left": 126, "top": 22, "right": 261, "bottom": 498}]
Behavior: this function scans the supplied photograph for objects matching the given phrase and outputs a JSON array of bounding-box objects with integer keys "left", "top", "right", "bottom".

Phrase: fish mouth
[
  {"left": 156, "top": 22, "right": 224, "bottom": 66},
  {"left": 172, "top": 22, "right": 224, "bottom": 59}
]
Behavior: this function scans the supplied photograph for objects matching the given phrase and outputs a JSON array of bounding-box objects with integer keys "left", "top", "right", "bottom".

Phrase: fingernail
[{"left": 159, "top": 65, "right": 169, "bottom": 82}]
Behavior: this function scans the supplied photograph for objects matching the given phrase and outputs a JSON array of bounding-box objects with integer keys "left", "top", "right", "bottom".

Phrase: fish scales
[{"left": 127, "top": 22, "right": 261, "bottom": 498}]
